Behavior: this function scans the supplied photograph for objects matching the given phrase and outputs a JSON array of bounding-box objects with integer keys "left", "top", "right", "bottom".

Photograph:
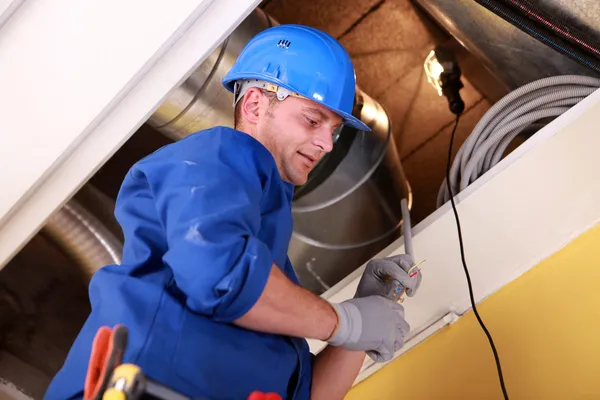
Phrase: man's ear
[{"left": 240, "top": 88, "right": 263, "bottom": 126}]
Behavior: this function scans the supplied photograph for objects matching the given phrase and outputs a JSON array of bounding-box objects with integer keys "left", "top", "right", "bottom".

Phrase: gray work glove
[
  {"left": 355, "top": 254, "right": 422, "bottom": 299},
  {"left": 328, "top": 296, "right": 410, "bottom": 363}
]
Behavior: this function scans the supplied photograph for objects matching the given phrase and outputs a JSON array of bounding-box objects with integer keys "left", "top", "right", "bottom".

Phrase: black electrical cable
[{"left": 446, "top": 113, "right": 509, "bottom": 400}]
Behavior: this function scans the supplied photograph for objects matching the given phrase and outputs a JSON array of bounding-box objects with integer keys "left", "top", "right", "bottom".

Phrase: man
[{"left": 45, "top": 23, "right": 421, "bottom": 399}]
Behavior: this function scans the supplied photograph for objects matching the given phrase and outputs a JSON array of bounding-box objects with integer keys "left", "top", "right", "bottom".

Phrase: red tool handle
[
  {"left": 84, "top": 325, "right": 128, "bottom": 400},
  {"left": 247, "top": 391, "right": 282, "bottom": 400}
]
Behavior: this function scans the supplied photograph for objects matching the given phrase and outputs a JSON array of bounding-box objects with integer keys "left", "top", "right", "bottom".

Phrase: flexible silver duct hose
[
  {"left": 438, "top": 75, "right": 600, "bottom": 207},
  {"left": 43, "top": 199, "right": 122, "bottom": 278}
]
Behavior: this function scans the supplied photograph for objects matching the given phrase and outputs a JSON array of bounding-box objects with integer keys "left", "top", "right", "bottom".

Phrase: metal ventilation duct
[
  {"left": 413, "top": 0, "right": 600, "bottom": 90},
  {"left": 41, "top": 184, "right": 123, "bottom": 279},
  {"left": 148, "top": 10, "right": 276, "bottom": 139},
  {"left": 43, "top": 199, "right": 122, "bottom": 279},
  {"left": 289, "top": 89, "right": 410, "bottom": 293}
]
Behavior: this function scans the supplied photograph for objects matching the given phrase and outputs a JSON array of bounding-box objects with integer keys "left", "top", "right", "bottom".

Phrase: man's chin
[
  {"left": 288, "top": 172, "right": 309, "bottom": 186},
  {"left": 281, "top": 165, "right": 310, "bottom": 186},
  {"left": 292, "top": 177, "right": 308, "bottom": 186}
]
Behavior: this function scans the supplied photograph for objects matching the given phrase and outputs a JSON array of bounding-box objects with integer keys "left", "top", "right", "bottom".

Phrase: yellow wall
[{"left": 347, "top": 224, "right": 600, "bottom": 400}]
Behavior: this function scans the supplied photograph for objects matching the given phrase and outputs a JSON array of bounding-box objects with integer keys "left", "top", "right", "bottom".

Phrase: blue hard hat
[{"left": 222, "top": 24, "right": 370, "bottom": 132}]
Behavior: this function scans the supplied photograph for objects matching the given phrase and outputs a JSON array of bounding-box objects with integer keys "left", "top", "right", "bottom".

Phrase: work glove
[
  {"left": 355, "top": 254, "right": 422, "bottom": 299},
  {"left": 328, "top": 296, "right": 410, "bottom": 363}
]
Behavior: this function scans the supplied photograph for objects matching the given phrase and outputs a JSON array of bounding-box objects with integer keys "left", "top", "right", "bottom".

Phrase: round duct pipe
[
  {"left": 148, "top": 8, "right": 411, "bottom": 294},
  {"left": 148, "top": 10, "right": 275, "bottom": 139},
  {"left": 412, "top": 0, "right": 599, "bottom": 90},
  {"left": 289, "top": 89, "right": 411, "bottom": 293},
  {"left": 42, "top": 191, "right": 122, "bottom": 279}
]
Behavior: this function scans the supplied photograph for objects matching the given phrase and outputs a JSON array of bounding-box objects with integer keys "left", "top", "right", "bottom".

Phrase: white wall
[{"left": 0, "top": 0, "right": 24, "bottom": 28}]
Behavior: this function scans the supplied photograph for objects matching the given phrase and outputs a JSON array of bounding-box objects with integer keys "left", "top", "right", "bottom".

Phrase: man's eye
[{"left": 305, "top": 117, "right": 318, "bottom": 127}]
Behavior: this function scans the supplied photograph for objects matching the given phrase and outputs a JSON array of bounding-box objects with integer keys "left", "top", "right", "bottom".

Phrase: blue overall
[{"left": 44, "top": 127, "right": 313, "bottom": 400}]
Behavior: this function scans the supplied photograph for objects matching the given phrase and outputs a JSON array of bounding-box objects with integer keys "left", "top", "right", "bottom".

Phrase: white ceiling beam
[{"left": 0, "top": 0, "right": 260, "bottom": 268}]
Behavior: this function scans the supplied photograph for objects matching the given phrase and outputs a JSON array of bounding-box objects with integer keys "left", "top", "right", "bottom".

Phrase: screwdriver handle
[
  {"left": 381, "top": 198, "right": 413, "bottom": 302},
  {"left": 401, "top": 198, "right": 414, "bottom": 259},
  {"left": 383, "top": 276, "right": 405, "bottom": 301}
]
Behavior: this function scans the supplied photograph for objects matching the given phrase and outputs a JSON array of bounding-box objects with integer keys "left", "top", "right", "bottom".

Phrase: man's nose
[{"left": 314, "top": 127, "right": 334, "bottom": 153}]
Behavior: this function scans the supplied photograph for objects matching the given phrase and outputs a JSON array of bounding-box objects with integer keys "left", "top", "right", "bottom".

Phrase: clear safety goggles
[
  {"left": 233, "top": 79, "right": 343, "bottom": 143},
  {"left": 233, "top": 79, "right": 306, "bottom": 106}
]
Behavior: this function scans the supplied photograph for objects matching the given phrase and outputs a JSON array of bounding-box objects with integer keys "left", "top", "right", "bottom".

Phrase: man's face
[{"left": 254, "top": 94, "right": 342, "bottom": 186}]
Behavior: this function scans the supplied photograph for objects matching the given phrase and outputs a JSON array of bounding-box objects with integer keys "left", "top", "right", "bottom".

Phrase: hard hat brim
[{"left": 336, "top": 108, "right": 371, "bottom": 132}]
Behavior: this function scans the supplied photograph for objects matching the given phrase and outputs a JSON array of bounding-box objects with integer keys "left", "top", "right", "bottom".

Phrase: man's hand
[
  {"left": 356, "top": 254, "right": 422, "bottom": 299},
  {"left": 311, "top": 255, "right": 423, "bottom": 399},
  {"left": 328, "top": 296, "right": 409, "bottom": 363}
]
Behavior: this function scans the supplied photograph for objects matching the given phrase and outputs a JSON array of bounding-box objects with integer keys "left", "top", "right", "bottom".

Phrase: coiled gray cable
[{"left": 438, "top": 75, "right": 600, "bottom": 207}]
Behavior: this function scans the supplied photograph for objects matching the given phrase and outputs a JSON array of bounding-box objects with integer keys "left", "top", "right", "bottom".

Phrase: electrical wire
[
  {"left": 440, "top": 73, "right": 600, "bottom": 400},
  {"left": 446, "top": 114, "right": 509, "bottom": 400},
  {"left": 438, "top": 75, "right": 600, "bottom": 206}
]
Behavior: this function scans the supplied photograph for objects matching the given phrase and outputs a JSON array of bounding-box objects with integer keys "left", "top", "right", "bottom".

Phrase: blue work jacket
[{"left": 44, "top": 127, "right": 313, "bottom": 400}]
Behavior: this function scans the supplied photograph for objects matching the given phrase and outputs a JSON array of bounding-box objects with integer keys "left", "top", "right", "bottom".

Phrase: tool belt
[{"left": 84, "top": 324, "right": 282, "bottom": 400}]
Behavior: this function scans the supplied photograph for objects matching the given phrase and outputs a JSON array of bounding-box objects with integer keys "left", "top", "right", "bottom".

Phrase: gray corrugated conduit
[{"left": 438, "top": 75, "right": 600, "bottom": 207}]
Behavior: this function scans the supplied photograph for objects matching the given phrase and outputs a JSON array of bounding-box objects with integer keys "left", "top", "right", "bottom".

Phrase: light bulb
[{"left": 424, "top": 50, "right": 445, "bottom": 96}]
